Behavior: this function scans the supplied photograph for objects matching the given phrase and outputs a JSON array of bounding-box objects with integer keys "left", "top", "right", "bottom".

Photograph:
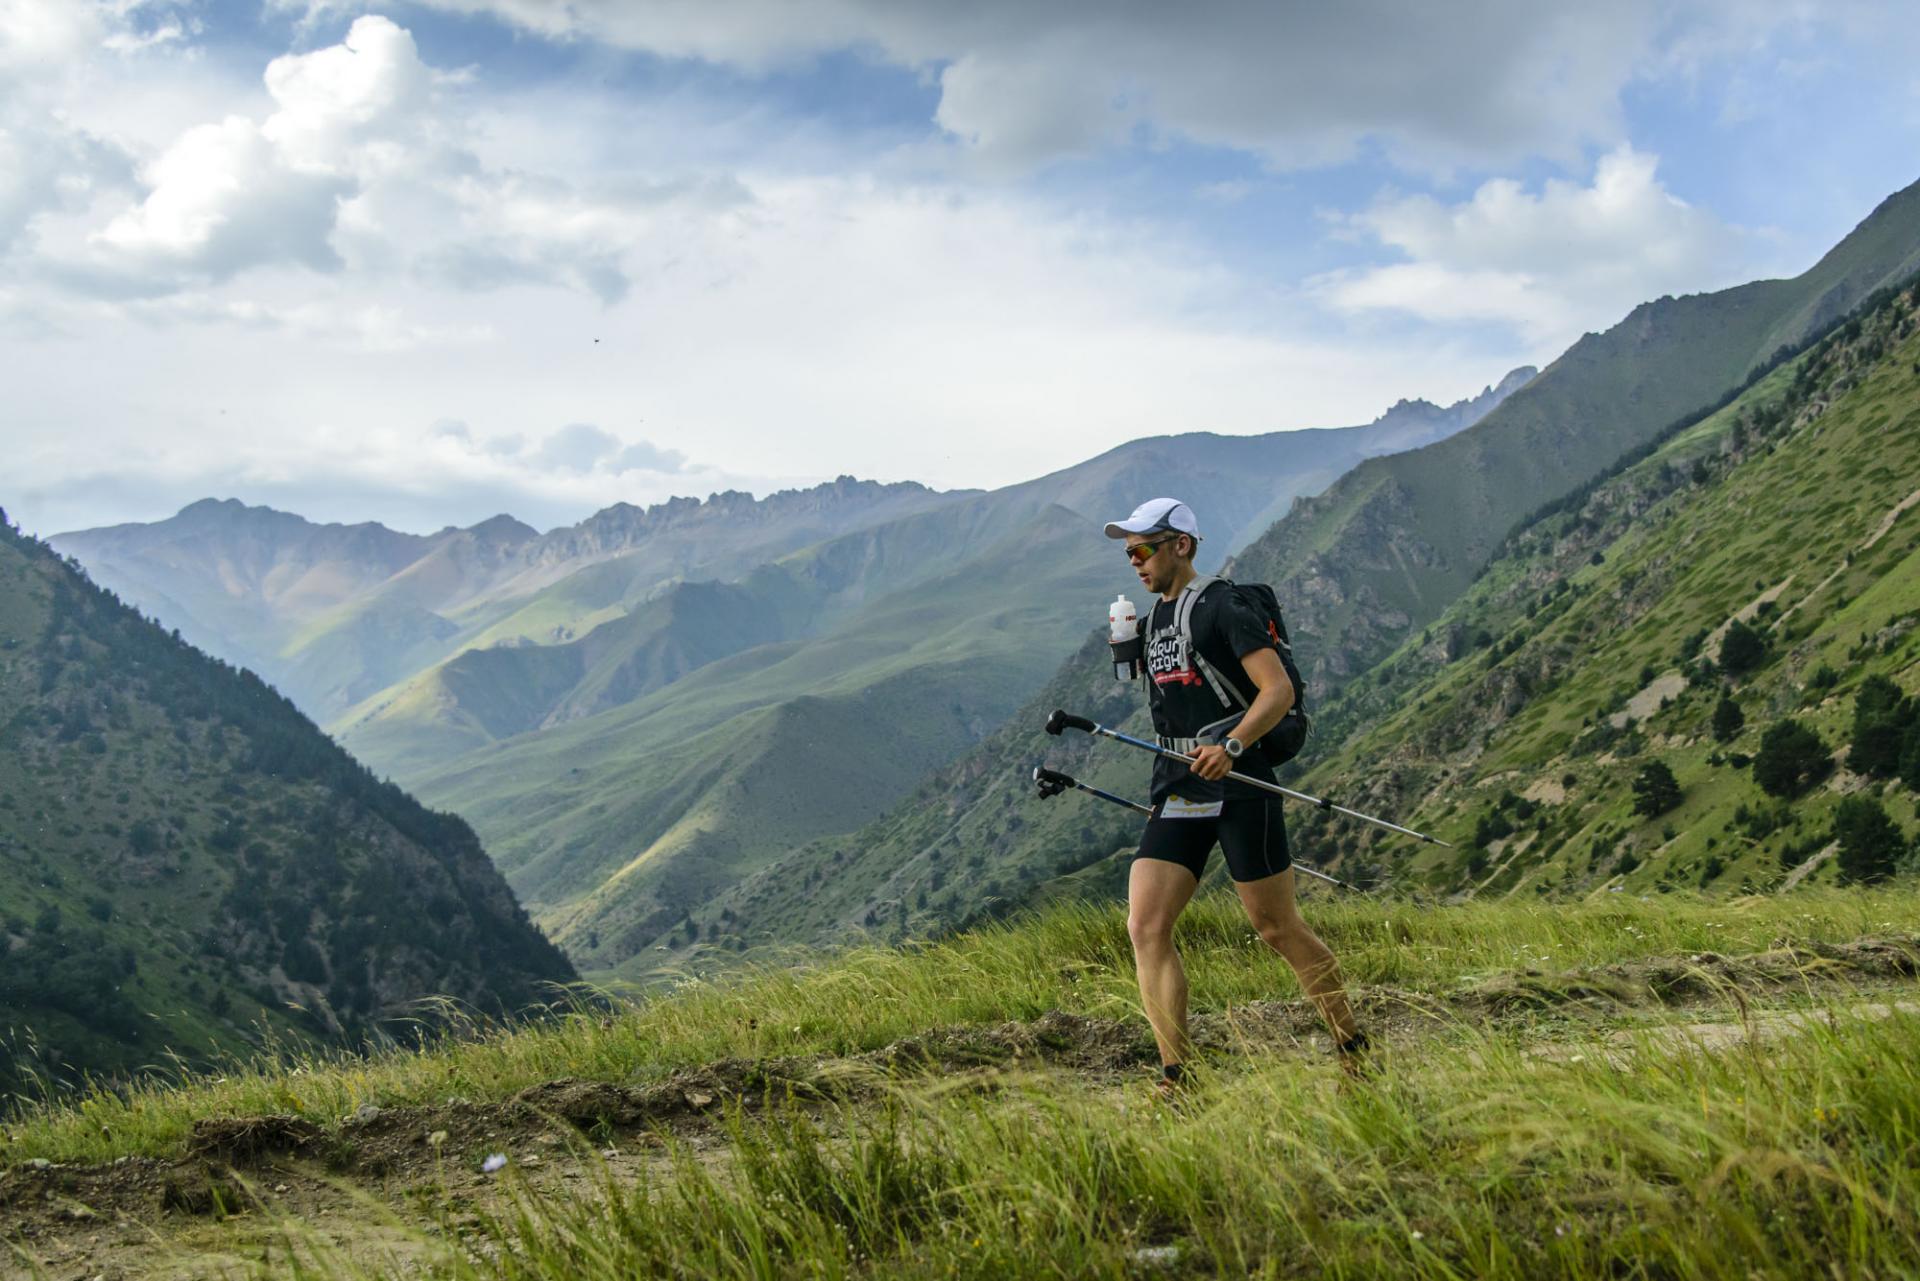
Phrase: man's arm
[{"left": 1189, "top": 648, "right": 1293, "bottom": 781}]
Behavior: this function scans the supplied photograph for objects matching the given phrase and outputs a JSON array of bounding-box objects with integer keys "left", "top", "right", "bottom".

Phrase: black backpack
[{"left": 1144, "top": 576, "right": 1311, "bottom": 765}]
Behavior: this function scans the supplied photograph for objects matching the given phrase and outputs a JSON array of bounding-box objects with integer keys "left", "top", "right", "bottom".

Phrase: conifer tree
[
  {"left": 1753, "top": 719, "right": 1830, "bottom": 798},
  {"left": 1720, "top": 619, "right": 1767, "bottom": 676},
  {"left": 1632, "top": 761, "right": 1682, "bottom": 818},
  {"left": 1849, "top": 675, "right": 1912, "bottom": 777},
  {"left": 1711, "top": 694, "right": 1745, "bottom": 743},
  {"left": 1833, "top": 796, "right": 1907, "bottom": 883}
]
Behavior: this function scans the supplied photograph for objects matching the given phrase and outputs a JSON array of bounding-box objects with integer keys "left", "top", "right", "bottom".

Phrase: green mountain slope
[
  {"left": 1279, "top": 277, "right": 1920, "bottom": 899},
  {"left": 410, "top": 504, "right": 1121, "bottom": 972},
  {"left": 0, "top": 521, "right": 576, "bottom": 1090},
  {"left": 702, "top": 267, "right": 1920, "bottom": 958},
  {"left": 1229, "top": 177, "right": 1920, "bottom": 696}
]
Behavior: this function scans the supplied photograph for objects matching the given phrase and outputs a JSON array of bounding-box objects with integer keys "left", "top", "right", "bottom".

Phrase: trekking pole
[
  {"left": 1033, "top": 765, "right": 1152, "bottom": 815},
  {"left": 1044, "top": 709, "right": 1452, "bottom": 848},
  {"left": 1033, "top": 766, "right": 1361, "bottom": 891}
]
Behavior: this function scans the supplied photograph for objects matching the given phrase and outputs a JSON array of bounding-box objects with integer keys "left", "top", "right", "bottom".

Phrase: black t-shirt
[{"left": 1143, "top": 581, "right": 1282, "bottom": 805}]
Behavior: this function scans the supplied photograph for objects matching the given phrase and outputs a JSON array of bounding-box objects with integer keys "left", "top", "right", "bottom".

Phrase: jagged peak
[
  {"left": 178, "top": 496, "right": 249, "bottom": 516},
  {"left": 563, "top": 475, "right": 937, "bottom": 537},
  {"left": 1364, "top": 366, "right": 1532, "bottom": 425},
  {"left": 466, "top": 513, "right": 539, "bottom": 543},
  {"left": 1488, "top": 365, "right": 1539, "bottom": 397}
]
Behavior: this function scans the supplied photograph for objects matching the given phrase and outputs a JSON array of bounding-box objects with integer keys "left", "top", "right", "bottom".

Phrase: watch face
[{"left": 1224, "top": 738, "right": 1243, "bottom": 758}]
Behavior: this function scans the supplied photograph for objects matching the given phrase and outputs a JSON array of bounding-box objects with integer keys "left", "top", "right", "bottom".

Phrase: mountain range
[
  {"left": 48, "top": 373, "right": 1527, "bottom": 973},
  {"left": 34, "top": 173, "right": 1920, "bottom": 983}
]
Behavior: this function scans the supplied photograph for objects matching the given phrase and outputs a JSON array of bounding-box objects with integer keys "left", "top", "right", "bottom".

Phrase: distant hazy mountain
[
  {"left": 0, "top": 517, "right": 575, "bottom": 1089},
  {"left": 52, "top": 477, "right": 962, "bottom": 721}
]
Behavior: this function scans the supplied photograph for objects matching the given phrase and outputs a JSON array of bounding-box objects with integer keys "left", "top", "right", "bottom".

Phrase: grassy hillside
[
  {"left": 4, "top": 887, "right": 1918, "bottom": 1278},
  {"left": 696, "top": 629, "right": 1148, "bottom": 952},
  {"left": 411, "top": 505, "right": 1123, "bottom": 973},
  {"left": 709, "top": 276, "right": 1920, "bottom": 956},
  {"left": 1230, "top": 177, "right": 1920, "bottom": 699},
  {"left": 0, "top": 521, "right": 575, "bottom": 1092},
  {"left": 1277, "top": 277, "right": 1920, "bottom": 900}
]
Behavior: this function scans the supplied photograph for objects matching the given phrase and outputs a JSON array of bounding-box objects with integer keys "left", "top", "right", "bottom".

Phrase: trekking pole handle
[{"left": 1046, "top": 709, "right": 1097, "bottom": 736}]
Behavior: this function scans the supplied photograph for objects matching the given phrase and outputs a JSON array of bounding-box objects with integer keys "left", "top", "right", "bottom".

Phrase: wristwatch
[{"left": 1223, "top": 737, "right": 1245, "bottom": 759}]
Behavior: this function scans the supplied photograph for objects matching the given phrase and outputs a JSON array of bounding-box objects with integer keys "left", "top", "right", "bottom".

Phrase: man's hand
[{"left": 1188, "top": 743, "right": 1233, "bottom": 781}]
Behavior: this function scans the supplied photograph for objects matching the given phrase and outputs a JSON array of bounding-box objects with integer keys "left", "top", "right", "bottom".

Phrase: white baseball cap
[{"left": 1103, "top": 497, "right": 1201, "bottom": 541}]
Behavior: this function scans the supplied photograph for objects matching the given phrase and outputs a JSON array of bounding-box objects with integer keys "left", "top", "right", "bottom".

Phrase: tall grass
[
  {"left": 5, "top": 887, "right": 1914, "bottom": 1169},
  {"left": 299, "top": 998, "right": 1920, "bottom": 1279}
]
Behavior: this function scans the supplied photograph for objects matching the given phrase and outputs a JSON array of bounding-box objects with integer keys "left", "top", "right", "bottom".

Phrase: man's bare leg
[
  {"left": 1127, "top": 857, "right": 1200, "bottom": 1068},
  {"left": 1235, "top": 868, "right": 1359, "bottom": 1043}
]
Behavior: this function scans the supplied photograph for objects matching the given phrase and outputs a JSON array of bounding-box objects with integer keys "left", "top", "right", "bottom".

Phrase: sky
[{"left": 4, "top": 1, "right": 1919, "bottom": 537}]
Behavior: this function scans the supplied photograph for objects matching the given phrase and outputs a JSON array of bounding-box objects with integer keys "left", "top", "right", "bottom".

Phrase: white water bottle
[{"left": 1109, "top": 594, "right": 1139, "bottom": 680}]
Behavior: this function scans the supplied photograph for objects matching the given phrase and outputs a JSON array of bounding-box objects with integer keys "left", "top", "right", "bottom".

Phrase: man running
[{"left": 1104, "top": 497, "right": 1367, "bottom": 1094}]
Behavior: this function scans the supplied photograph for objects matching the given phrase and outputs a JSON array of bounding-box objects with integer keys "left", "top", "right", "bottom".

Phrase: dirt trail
[
  {"left": 1774, "top": 484, "right": 1920, "bottom": 630},
  {"left": 1530, "top": 999, "right": 1920, "bottom": 1066},
  {"left": 5, "top": 935, "right": 1917, "bottom": 1279},
  {"left": 1706, "top": 578, "right": 1793, "bottom": 659}
]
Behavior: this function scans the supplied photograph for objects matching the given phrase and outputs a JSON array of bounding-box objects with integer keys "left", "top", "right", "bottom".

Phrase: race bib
[{"left": 1158, "top": 795, "right": 1223, "bottom": 820}]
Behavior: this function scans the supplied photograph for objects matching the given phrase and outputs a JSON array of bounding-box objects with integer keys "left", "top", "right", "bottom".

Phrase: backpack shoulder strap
[
  {"left": 1172, "top": 575, "right": 1219, "bottom": 640},
  {"left": 1174, "top": 576, "right": 1249, "bottom": 712}
]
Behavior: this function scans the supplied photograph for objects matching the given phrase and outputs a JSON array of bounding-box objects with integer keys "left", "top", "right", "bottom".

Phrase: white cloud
[
  {"left": 51, "top": 13, "right": 730, "bottom": 303},
  {"left": 611, "top": 440, "right": 687, "bottom": 475},
  {"left": 260, "top": 11, "right": 427, "bottom": 167},
  {"left": 93, "top": 114, "right": 352, "bottom": 281},
  {"left": 1313, "top": 147, "right": 1758, "bottom": 349},
  {"left": 0, "top": 0, "right": 106, "bottom": 81},
  {"left": 0, "top": 118, "right": 134, "bottom": 253},
  {"left": 7, "top": 160, "right": 1514, "bottom": 537},
  {"left": 14, "top": 424, "right": 776, "bottom": 538},
  {"left": 366, "top": 0, "right": 1738, "bottom": 173},
  {"left": 116, "top": 291, "right": 495, "bottom": 350},
  {"left": 14, "top": 2, "right": 1864, "bottom": 544},
  {"left": 81, "top": 15, "right": 424, "bottom": 287}
]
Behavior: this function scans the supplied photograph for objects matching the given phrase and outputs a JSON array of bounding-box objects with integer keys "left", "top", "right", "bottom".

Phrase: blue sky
[{"left": 4, "top": 1, "right": 1918, "bottom": 536}]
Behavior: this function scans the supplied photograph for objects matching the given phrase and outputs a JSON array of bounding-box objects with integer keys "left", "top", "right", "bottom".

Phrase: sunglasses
[{"left": 1125, "top": 534, "right": 1180, "bottom": 565}]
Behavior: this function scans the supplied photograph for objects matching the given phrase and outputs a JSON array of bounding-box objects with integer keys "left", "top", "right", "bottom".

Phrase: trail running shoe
[
  {"left": 1153, "top": 1063, "right": 1192, "bottom": 1109},
  {"left": 1336, "top": 1030, "right": 1377, "bottom": 1082}
]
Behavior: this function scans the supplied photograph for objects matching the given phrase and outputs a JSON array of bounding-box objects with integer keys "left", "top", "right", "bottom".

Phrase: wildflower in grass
[{"left": 482, "top": 1153, "right": 507, "bottom": 1173}]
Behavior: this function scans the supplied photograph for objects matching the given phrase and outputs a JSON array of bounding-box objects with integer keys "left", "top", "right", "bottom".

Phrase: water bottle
[{"left": 1108, "top": 594, "right": 1140, "bottom": 680}]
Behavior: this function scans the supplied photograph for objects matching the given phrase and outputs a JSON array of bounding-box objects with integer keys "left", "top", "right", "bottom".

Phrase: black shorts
[{"left": 1137, "top": 795, "right": 1291, "bottom": 883}]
